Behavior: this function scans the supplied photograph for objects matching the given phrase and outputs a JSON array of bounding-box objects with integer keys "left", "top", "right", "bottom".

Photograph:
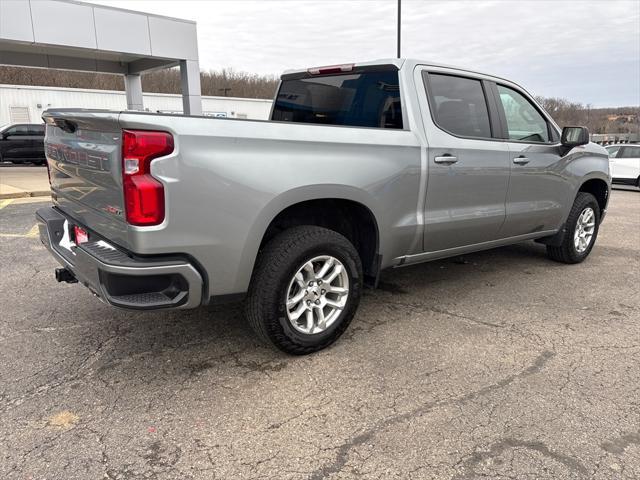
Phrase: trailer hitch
[{"left": 55, "top": 267, "right": 77, "bottom": 284}]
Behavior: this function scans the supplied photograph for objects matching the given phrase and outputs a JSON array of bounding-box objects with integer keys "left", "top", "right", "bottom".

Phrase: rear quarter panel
[{"left": 117, "top": 113, "right": 422, "bottom": 297}]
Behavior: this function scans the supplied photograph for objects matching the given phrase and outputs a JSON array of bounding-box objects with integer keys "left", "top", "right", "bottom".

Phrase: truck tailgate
[{"left": 43, "top": 110, "right": 129, "bottom": 247}]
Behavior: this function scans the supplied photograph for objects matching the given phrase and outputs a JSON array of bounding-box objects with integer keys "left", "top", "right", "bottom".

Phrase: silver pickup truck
[{"left": 37, "top": 59, "right": 610, "bottom": 354}]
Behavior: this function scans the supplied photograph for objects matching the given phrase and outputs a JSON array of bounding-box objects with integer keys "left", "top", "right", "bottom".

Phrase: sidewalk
[{"left": 0, "top": 166, "right": 51, "bottom": 199}]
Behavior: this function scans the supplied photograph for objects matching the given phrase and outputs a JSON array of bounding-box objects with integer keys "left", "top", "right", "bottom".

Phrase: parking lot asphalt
[
  {"left": 0, "top": 190, "right": 638, "bottom": 480},
  {"left": 0, "top": 165, "right": 50, "bottom": 199}
]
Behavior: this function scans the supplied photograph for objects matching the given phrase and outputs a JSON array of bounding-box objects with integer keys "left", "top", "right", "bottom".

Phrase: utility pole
[{"left": 397, "top": 0, "right": 401, "bottom": 58}]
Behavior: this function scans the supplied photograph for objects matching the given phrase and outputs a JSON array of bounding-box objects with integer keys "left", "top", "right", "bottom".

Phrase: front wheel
[
  {"left": 245, "top": 226, "right": 362, "bottom": 355},
  {"left": 546, "top": 192, "right": 601, "bottom": 264}
]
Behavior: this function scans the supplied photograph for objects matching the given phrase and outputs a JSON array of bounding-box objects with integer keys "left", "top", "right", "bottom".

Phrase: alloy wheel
[{"left": 285, "top": 255, "right": 349, "bottom": 335}]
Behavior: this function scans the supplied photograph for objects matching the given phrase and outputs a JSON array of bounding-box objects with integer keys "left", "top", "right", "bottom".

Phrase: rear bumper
[{"left": 36, "top": 207, "right": 203, "bottom": 310}]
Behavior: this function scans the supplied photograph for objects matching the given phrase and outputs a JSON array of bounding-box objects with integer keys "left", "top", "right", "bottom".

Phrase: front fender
[{"left": 559, "top": 143, "right": 611, "bottom": 219}]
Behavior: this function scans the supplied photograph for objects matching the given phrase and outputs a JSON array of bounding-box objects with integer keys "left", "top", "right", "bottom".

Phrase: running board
[{"left": 393, "top": 230, "right": 557, "bottom": 267}]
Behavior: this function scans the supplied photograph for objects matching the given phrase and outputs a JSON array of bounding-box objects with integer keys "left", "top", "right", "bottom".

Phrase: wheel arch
[
  {"left": 577, "top": 175, "right": 610, "bottom": 218},
  {"left": 537, "top": 173, "right": 609, "bottom": 247},
  {"left": 236, "top": 185, "right": 382, "bottom": 292}
]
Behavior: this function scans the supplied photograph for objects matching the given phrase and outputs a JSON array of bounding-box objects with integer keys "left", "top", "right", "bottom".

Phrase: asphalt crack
[
  {"left": 601, "top": 431, "right": 640, "bottom": 455},
  {"left": 453, "top": 437, "right": 589, "bottom": 479},
  {"left": 307, "top": 350, "right": 555, "bottom": 479}
]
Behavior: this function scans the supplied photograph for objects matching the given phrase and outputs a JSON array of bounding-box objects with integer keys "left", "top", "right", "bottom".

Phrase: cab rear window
[{"left": 272, "top": 69, "right": 403, "bottom": 129}]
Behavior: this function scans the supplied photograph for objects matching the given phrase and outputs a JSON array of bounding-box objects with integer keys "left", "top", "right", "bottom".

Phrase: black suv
[{"left": 0, "top": 123, "right": 46, "bottom": 165}]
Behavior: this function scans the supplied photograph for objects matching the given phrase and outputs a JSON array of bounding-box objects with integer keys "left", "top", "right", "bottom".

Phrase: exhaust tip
[{"left": 55, "top": 267, "right": 77, "bottom": 284}]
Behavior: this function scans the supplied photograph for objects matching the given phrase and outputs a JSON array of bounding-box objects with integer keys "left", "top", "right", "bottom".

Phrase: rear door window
[
  {"left": 272, "top": 69, "right": 403, "bottom": 129},
  {"left": 620, "top": 146, "right": 640, "bottom": 158},
  {"left": 425, "top": 73, "right": 492, "bottom": 139},
  {"left": 28, "top": 125, "right": 45, "bottom": 136}
]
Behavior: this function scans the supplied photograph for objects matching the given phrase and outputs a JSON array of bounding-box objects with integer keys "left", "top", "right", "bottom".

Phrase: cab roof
[{"left": 282, "top": 58, "right": 512, "bottom": 84}]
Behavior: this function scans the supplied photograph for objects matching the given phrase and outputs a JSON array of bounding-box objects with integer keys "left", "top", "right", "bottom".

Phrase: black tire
[
  {"left": 546, "top": 192, "right": 600, "bottom": 264},
  {"left": 245, "top": 226, "right": 362, "bottom": 355}
]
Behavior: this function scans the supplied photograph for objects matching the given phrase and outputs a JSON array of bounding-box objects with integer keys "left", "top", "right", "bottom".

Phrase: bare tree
[
  {"left": 0, "top": 66, "right": 278, "bottom": 99},
  {"left": 536, "top": 96, "right": 639, "bottom": 134}
]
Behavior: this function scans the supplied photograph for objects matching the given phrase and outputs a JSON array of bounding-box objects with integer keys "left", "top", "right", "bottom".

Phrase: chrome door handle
[
  {"left": 513, "top": 156, "right": 530, "bottom": 165},
  {"left": 434, "top": 155, "right": 458, "bottom": 165}
]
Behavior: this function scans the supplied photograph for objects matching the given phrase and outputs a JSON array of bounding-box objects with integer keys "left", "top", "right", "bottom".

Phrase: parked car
[
  {"left": 605, "top": 144, "right": 640, "bottom": 188},
  {"left": 36, "top": 59, "right": 611, "bottom": 354},
  {"left": 0, "top": 123, "right": 46, "bottom": 165}
]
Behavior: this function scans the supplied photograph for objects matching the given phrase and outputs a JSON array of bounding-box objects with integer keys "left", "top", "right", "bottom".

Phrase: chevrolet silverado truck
[{"left": 37, "top": 59, "right": 611, "bottom": 354}]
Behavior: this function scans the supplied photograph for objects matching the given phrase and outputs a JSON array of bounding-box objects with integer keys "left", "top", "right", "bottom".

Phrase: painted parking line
[
  {"left": 0, "top": 224, "right": 39, "bottom": 239},
  {"left": 0, "top": 199, "right": 14, "bottom": 210},
  {"left": 26, "top": 224, "right": 39, "bottom": 238}
]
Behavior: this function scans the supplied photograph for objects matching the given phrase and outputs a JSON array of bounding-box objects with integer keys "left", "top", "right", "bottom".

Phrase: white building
[
  {"left": 1, "top": 0, "right": 204, "bottom": 114},
  {"left": 0, "top": 84, "right": 273, "bottom": 125}
]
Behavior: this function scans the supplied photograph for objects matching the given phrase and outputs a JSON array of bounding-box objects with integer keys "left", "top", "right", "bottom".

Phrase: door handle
[
  {"left": 434, "top": 155, "right": 458, "bottom": 165},
  {"left": 513, "top": 156, "right": 530, "bottom": 165}
]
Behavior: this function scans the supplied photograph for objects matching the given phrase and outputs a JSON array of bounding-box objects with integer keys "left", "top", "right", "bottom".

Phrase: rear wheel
[
  {"left": 546, "top": 192, "right": 600, "bottom": 264},
  {"left": 245, "top": 226, "right": 362, "bottom": 355}
]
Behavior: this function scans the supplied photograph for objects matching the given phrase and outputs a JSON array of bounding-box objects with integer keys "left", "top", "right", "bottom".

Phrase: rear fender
[{"left": 233, "top": 185, "right": 381, "bottom": 293}]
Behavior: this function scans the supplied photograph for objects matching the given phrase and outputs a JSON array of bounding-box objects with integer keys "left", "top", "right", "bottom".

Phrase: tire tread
[
  {"left": 546, "top": 192, "right": 600, "bottom": 264},
  {"left": 245, "top": 226, "right": 361, "bottom": 355}
]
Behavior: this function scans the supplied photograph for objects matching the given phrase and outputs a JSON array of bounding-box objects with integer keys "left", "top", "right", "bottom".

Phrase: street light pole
[{"left": 397, "top": 0, "right": 401, "bottom": 58}]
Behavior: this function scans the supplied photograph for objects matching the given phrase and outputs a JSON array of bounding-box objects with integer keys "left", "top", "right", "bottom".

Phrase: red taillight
[
  {"left": 122, "top": 130, "right": 173, "bottom": 226},
  {"left": 307, "top": 63, "right": 354, "bottom": 75}
]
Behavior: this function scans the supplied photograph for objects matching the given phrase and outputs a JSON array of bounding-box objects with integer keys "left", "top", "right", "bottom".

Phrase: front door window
[{"left": 497, "top": 85, "right": 550, "bottom": 143}]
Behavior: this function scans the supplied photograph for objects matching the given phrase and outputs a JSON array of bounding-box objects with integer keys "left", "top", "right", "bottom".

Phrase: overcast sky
[{"left": 88, "top": 0, "right": 639, "bottom": 107}]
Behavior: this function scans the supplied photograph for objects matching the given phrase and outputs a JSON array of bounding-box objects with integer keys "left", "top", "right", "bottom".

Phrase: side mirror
[{"left": 561, "top": 126, "right": 589, "bottom": 148}]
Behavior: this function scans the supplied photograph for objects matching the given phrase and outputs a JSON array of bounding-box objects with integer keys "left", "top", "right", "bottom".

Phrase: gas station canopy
[{"left": 0, "top": 0, "right": 202, "bottom": 114}]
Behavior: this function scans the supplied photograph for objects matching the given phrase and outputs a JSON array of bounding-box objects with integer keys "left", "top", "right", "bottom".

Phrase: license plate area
[
  {"left": 57, "top": 220, "right": 90, "bottom": 252},
  {"left": 73, "top": 225, "right": 89, "bottom": 244}
]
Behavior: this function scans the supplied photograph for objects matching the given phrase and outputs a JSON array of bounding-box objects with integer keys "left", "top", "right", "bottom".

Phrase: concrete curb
[{"left": 0, "top": 191, "right": 51, "bottom": 200}]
